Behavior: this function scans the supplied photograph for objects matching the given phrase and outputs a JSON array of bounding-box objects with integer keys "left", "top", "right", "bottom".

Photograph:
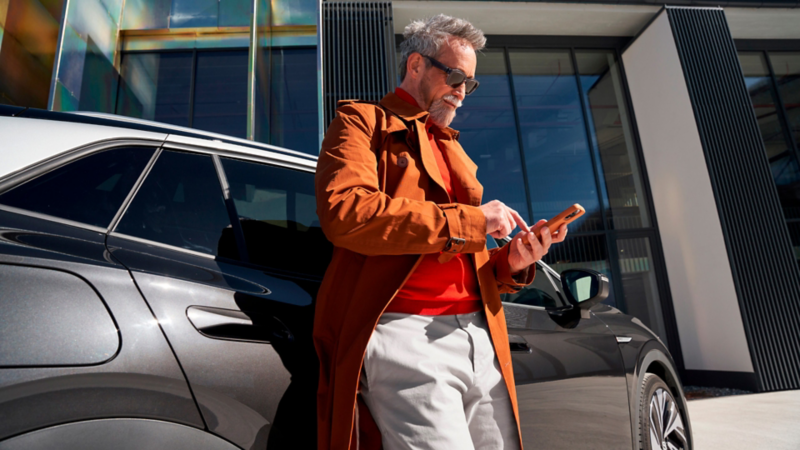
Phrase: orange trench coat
[{"left": 314, "top": 92, "right": 535, "bottom": 450}]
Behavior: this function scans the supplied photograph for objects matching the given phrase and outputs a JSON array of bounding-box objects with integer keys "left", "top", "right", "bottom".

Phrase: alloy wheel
[{"left": 648, "top": 386, "right": 687, "bottom": 450}]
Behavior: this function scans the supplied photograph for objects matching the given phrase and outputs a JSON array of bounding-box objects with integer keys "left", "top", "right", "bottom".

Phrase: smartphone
[{"left": 531, "top": 203, "right": 585, "bottom": 240}]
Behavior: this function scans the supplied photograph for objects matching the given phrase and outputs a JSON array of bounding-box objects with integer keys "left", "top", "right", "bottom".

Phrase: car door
[
  {"left": 504, "top": 262, "right": 633, "bottom": 450},
  {"left": 106, "top": 145, "right": 328, "bottom": 450},
  {"left": 0, "top": 142, "right": 207, "bottom": 443}
]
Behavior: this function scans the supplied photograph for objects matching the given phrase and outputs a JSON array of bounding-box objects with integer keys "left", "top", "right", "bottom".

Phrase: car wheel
[{"left": 638, "top": 373, "right": 689, "bottom": 450}]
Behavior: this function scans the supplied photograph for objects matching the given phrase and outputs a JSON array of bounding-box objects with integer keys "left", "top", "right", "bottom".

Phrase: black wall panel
[
  {"left": 667, "top": 6, "right": 800, "bottom": 391},
  {"left": 322, "top": 1, "right": 397, "bottom": 128}
]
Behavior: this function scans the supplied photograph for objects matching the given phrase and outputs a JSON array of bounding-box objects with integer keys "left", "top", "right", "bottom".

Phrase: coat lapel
[{"left": 441, "top": 137, "right": 483, "bottom": 207}]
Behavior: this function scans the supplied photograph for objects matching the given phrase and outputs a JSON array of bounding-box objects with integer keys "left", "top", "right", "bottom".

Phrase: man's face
[{"left": 419, "top": 38, "right": 477, "bottom": 128}]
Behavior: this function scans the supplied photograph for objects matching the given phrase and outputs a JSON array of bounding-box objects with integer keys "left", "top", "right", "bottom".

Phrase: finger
[
  {"left": 531, "top": 219, "right": 547, "bottom": 233},
  {"left": 528, "top": 229, "right": 544, "bottom": 261},
  {"left": 540, "top": 227, "right": 553, "bottom": 251},
  {"left": 504, "top": 208, "right": 517, "bottom": 235},
  {"left": 509, "top": 208, "right": 529, "bottom": 233},
  {"left": 553, "top": 223, "right": 569, "bottom": 243},
  {"left": 515, "top": 233, "right": 535, "bottom": 264}
]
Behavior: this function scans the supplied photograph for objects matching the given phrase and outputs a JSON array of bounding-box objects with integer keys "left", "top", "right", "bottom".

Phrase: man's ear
[{"left": 406, "top": 53, "right": 425, "bottom": 80}]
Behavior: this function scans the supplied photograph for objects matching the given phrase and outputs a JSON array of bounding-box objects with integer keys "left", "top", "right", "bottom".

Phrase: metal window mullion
[
  {"left": 212, "top": 154, "right": 250, "bottom": 263},
  {"left": 570, "top": 48, "right": 608, "bottom": 233},
  {"left": 107, "top": 145, "right": 164, "bottom": 233},
  {"left": 504, "top": 47, "right": 535, "bottom": 224},
  {"left": 189, "top": 49, "right": 198, "bottom": 128}
]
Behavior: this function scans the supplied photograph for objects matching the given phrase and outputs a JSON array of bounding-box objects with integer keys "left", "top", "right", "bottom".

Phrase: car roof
[{"left": 0, "top": 105, "right": 318, "bottom": 179}]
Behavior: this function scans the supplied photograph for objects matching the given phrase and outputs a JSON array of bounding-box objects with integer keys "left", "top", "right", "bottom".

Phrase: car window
[
  {"left": 220, "top": 157, "right": 332, "bottom": 278},
  {"left": 504, "top": 263, "right": 566, "bottom": 308},
  {"left": 115, "top": 150, "right": 238, "bottom": 259},
  {"left": 0, "top": 146, "right": 155, "bottom": 228}
]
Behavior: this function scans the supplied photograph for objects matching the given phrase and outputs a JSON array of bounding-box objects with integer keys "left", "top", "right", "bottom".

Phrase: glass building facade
[
  {"left": 4, "top": 0, "right": 800, "bottom": 354},
  {"left": 450, "top": 43, "right": 670, "bottom": 346}
]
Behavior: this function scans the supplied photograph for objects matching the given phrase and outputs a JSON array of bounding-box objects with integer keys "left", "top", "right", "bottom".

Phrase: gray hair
[{"left": 399, "top": 14, "right": 486, "bottom": 82}]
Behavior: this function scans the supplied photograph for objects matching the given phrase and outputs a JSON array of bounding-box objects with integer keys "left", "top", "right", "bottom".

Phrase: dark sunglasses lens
[
  {"left": 446, "top": 71, "right": 467, "bottom": 88},
  {"left": 464, "top": 79, "right": 479, "bottom": 95}
]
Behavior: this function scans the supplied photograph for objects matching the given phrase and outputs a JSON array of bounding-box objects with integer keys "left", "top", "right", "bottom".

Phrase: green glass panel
[
  {"left": 57, "top": 23, "right": 87, "bottom": 103},
  {"left": 121, "top": 0, "right": 170, "bottom": 29},
  {"left": 616, "top": 236, "right": 668, "bottom": 346},
  {"left": 272, "top": 0, "right": 316, "bottom": 26},
  {"left": 169, "top": 0, "right": 217, "bottom": 28},
  {"left": 219, "top": 0, "right": 250, "bottom": 27},
  {"left": 577, "top": 50, "right": 650, "bottom": 230}
]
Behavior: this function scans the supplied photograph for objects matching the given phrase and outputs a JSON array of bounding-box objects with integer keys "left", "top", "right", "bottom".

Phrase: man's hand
[
  {"left": 507, "top": 219, "right": 569, "bottom": 274},
  {"left": 479, "top": 200, "right": 529, "bottom": 239}
]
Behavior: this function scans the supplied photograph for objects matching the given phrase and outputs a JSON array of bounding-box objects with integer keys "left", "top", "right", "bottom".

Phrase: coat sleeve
[
  {"left": 488, "top": 244, "right": 537, "bottom": 294},
  {"left": 315, "top": 105, "right": 487, "bottom": 257}
]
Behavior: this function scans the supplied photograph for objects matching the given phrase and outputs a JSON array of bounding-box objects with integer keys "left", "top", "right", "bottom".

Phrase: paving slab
[{"left": 687, "top": 389, "right": 800, "bottom": 450}]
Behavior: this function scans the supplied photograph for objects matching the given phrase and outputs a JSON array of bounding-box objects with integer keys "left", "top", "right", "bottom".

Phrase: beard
[
  {"left": 420, "top": 78, "right": 462, "bottom": 128},
  {"left": 428, "top": 94, "right": 462, "bottom": 128}
]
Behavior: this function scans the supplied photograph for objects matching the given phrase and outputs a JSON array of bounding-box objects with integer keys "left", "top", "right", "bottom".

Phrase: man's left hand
[{"left": 508, "top": 220, "right": 568, "bottom": 274}]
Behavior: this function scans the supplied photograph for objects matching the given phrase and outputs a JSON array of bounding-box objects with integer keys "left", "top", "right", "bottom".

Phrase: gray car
[{"left": 0, "top": 106, "right": 692, "bottom": 450}]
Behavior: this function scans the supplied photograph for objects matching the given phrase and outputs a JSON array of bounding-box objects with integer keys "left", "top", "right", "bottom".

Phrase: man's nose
[{"left": 452, "top": 83, "right": 466, "bottom": 101}]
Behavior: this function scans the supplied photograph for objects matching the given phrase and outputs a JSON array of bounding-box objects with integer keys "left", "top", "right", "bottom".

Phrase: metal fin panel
[
  {"left": 321, "top": 1, "right": 397, "bottom": 128},
  {"left": 667, "top": 6, "right": 800, "bottom": 392}
]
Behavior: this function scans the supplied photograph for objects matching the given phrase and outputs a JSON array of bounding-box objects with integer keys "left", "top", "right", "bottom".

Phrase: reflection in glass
[
  {"left": 509, "top": 49, "right": 602, "bottom": 232},
  {"left": 256, "top": 47, "right": 320, "bottom": 154},
  {"left": 116, "top": 52, "right": 193, "bottom": 127},
  {"left": 220, "top": 157, "right": 332, "bottom": 277},
  {"left": 616, "top": 237, "right": 668, "bottom": 346},
  {"left": 169, "top": 0, "right": 217, "bottom": 28},
  {"left": 451, "top": 49, "right": 528, "bottom": 220},
  {"left": 115, "top": 151, "right": 237, "bottom": 258},
  {"left": 770, "top": 53, "right": 800, "bottom": 152},
  {"left": 577, "top": 50, "right": 650, "bottom": 230},
  {"left": 542, "top": 234, "right": 616, "bottom": 308},
  {"left": 0, "top": 147, "right": 154, "bottom": 228},
  {"left": 193, "top": 50, "right": 249, "bottom": 138}
]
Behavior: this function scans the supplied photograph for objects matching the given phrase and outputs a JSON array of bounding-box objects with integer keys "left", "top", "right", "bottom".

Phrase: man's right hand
[{"left": 479, "top": 200, "right": 529, "bottom": 239}]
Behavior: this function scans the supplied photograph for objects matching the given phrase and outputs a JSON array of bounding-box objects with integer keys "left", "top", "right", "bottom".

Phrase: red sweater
[{"left": 384, "top": 88, "right": 483, "bottom": 315}]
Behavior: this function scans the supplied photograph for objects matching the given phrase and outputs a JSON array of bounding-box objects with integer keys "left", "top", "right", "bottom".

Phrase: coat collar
[{"left": 379, "top": 92, "right": 460, "bottom": 140}]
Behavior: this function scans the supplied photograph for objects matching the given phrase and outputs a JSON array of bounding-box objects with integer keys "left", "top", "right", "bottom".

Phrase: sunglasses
[{"left": 423, "top": 55, "right": 480, "bottom": 95}]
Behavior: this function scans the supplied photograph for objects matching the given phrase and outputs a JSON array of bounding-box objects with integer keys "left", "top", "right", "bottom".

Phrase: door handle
[
  {"left": 508, "top": 334, "right": 532, "bottom": 353},
  {"left": 186, "top": 305, "right": 294, "bottom": 344}
]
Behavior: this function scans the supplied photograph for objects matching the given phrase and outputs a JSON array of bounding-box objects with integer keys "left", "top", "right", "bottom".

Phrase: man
[{"left": 314, "top": 14, "right": 567, "bottom": 450}]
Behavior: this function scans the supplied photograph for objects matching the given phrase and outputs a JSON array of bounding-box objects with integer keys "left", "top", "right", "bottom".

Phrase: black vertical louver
[
  {"left": 322, "top": 1, "right": 397, "bottom": 129},
  {"left": 667, "top": 6, "right": 800, "bottom": 392}
]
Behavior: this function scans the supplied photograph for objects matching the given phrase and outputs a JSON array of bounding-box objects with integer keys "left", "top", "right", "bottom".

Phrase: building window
[
  {"left": 116, "top": 47, "right": 318, "bottom": 152},
  {"left": 446, "top": 42, "right": 671, "bottom": 348},
  {"left": 739, "top": 50, "right": 800, "bottom": 263},
  {"left": 116, "top": 49, "right": 248, "bottom": 138}
]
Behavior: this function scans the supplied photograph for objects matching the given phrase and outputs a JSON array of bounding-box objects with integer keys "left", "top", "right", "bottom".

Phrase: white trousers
[{"left": 360, "top": 312, "right": 520, "bottom": 450}]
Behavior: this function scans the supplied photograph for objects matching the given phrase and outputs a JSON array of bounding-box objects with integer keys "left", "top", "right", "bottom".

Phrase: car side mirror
[{"left": 560, "top": 269, "right": 609, "bottom": 310}]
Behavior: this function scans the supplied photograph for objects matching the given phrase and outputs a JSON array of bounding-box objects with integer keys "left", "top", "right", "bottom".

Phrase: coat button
[{"left": 397, "top": 156, "right": 408, "bottom": 168}]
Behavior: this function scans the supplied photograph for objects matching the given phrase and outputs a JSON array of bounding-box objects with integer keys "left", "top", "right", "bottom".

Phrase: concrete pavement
[{"left": 687, "top": 389, "right": 800, "bottom": 450}]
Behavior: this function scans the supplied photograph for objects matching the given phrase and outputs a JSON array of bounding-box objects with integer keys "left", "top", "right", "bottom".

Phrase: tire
[{"left": 638, "top": 373, "right": 689, "bottom": 450}]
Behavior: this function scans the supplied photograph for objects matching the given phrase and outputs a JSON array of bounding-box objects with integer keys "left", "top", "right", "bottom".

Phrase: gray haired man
[{"left": 314, "top": 13, "right": 567, "bottom": 450}]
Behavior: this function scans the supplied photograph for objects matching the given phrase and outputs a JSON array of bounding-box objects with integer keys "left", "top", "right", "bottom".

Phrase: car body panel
[
  {"left": 107, "top": 235, "right": 319, "bottom": 450},
  {"left": 0, "top": 211, "right": 204, "bottom": 441},
  {"left": 0, "top": 419, "right": 238, "bottom": 450},
  {"left": 505, "top": 301, "right": 633, "bottom": 449},
  {"left": 0, "top": 117, "right": 166, "bottom": 180}
]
